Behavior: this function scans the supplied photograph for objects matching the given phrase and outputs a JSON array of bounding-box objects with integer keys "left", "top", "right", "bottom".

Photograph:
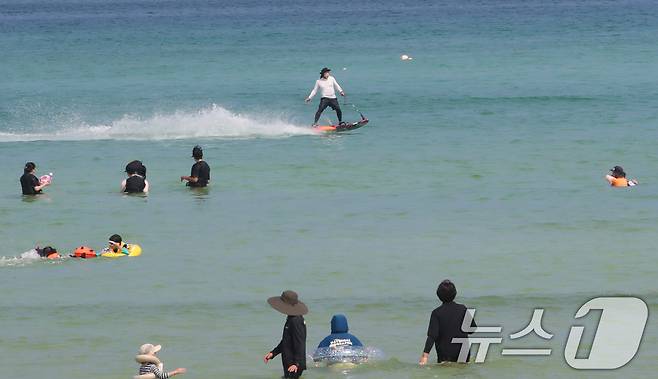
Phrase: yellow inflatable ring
[{"left": 100, "top": 244, "right": 142, "bottom": 258}]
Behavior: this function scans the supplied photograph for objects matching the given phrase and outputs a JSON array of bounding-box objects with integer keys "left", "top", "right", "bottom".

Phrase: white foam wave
[
  {"left": 0, "top": 249, "right": 43, "bottom": 267},
  {"left": 0, "top": 104, "right": 314, "bottom": 142}
]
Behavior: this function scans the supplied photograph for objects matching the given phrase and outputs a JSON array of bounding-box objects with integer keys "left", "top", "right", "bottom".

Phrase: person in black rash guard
[
  {"left": 20, "top": 162, "right": 49, "bottom": 195},
  {"left": 180, "top": 145, "right": 210, "bottom": 187},
  {"left": 264, "top": 290, "right": 307, "bottom": 378},
  {"left": 419, "top": 280, "right": 477, "bottom": 365},
  {"left": 121, "top": 160, "right": 149, "bottom": 193}
]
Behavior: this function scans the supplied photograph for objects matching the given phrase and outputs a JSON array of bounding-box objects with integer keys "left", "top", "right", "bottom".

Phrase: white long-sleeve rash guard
[{"left": 307, "top": 76, "right": 343, "bottom": 99}]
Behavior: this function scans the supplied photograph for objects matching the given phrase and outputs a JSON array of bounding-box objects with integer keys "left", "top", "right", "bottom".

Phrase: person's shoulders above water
[
  {"left": 434, "top": 301, "right": 467, "bottom": 313},
  {"left": 317, "top": 332, "right": 363, "bottom": 348}
]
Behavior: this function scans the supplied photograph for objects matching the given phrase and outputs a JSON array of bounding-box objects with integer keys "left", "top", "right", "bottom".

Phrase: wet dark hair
[
  {"left": 109, "top": 234, "right": 122, "bottom": 244},
  {"left": 125, "top": 160, "right": 146, "bottom": 177},
  {"left": 192, "top": 145, "right": 203, "bottom": 159},
  {"left": 24, "top": 162, "right": 36, "bottom": 174},
  {"left": 137, "top": 164, "right": 146, "bottom": 177},
  {"left": 436, "top": 280, "right": 457, "bottom": 303}
]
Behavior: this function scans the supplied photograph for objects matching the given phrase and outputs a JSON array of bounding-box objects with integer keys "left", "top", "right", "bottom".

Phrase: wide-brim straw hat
[{"left": 139, "top": 343, "right": 162, "bottom": 355}]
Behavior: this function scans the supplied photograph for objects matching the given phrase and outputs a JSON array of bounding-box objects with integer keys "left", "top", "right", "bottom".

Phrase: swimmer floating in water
[
  {"left": 35, "top": 246, "right": 60, "bottom": 259},
  {"left": 135, "top": 343, "right": 186, "bottom": 379},
  {"left": 605, "top": 166, "right": 638, "bottom": 187},
  {"left": 105, "top": 234, "right": 129, "bottom": 255}
]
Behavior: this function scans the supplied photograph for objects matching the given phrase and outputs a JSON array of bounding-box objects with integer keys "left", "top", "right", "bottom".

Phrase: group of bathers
[{"left": 20, "top": 145, "right": 211, "bottom": 196}]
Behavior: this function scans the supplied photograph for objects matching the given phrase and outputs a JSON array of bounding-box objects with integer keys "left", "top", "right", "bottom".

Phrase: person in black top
[
  {"left": 180, "top": 145, "right": 210, "bottom": 187},
  {"left": 264, "top": 290, "right": 307, "bottom": 378},
  {"left": 36, "top": 246, "right": 60, "bottom": 259},
  {"left": 121, "top": 160, "right": 149, "bottom": 193},
  {"left": 419, "top": 280, "right": 477, "bottom": 365},
  {"left": 20, "top": 162, "right": 49, "bottom": 195}
]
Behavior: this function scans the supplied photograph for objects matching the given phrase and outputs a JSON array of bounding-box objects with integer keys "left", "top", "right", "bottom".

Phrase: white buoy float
[{"left": 400, "top": 54, "right": 413, "bottom": 61}]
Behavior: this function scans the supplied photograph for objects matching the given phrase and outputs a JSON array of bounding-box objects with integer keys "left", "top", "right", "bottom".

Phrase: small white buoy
[
  {"left": 342, "top": 67, "right": 347, "bottom": 71},
  {"left": 400, "top": 54, "right": 412, "bottom": 61}
]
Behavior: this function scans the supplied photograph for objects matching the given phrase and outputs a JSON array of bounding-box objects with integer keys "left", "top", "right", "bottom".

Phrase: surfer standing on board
[{"left": 305, "top": 67, "right": 345, "bottom": 126}]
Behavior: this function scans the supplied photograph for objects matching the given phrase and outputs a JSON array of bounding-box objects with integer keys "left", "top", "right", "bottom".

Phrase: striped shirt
[{"left": 139, "top": 363, "right": 169, "bottom": 379}]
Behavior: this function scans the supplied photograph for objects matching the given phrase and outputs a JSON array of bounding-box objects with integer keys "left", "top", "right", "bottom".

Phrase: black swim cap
[
  {"left": 42, "top": 246, "right": 56, "bottom": 255},
  {"left": 109, "top": 234, "right": 122, "bottom": 244}
]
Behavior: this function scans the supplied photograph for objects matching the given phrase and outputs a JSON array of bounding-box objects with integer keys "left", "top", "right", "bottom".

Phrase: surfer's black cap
[
  {"left": 192, "top": 145, "right": 203, "bottom": 158},
  {"left": 320, "top": 67, "right": 331, "bottom": 75},
  {"left": 610, "top": 165, "right": 624, "bottom": 173}
]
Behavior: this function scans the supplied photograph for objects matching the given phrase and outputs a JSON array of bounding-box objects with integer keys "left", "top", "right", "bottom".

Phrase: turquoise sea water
[{"left": 1, "top": 0, "right": 657, "bottom": 378}]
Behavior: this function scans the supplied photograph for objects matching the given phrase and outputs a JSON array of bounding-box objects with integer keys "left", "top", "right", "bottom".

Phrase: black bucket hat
[
  {"left": 268, "top": 290, "right": 308, "bottom": 316},
  {"left": 320, "top": 67, "right": 331, "bottom": 76}
]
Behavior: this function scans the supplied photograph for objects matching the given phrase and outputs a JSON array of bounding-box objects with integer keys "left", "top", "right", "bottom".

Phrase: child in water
[
  {"left": 135, "top": 343, "right": 186, "bottom": 379},
  {"left": 105, "top": 234, "right": 129, "bottom": 255}
]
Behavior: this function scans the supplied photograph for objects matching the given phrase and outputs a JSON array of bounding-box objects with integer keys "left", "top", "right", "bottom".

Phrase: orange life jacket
[{"left": 611, "top": 177, "right": 629, "bottom": 187}]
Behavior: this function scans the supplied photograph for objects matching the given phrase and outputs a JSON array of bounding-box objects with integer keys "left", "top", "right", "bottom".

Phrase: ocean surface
[{"left": 1, "top": 0, "right": 657, "bottom": 378}]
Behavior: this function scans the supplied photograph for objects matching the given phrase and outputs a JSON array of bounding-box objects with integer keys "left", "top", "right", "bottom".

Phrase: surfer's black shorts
[
  {"left": 318, "top": 97, "right": 340, "bottom": 110},
  {"left": 315, "top": 97, "right": 342, "bottom": 122}
]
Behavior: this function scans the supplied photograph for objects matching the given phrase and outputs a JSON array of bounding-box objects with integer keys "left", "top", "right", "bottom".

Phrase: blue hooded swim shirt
[{"left": 317, "top": 314, "right": 363, "bottom": 348}]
